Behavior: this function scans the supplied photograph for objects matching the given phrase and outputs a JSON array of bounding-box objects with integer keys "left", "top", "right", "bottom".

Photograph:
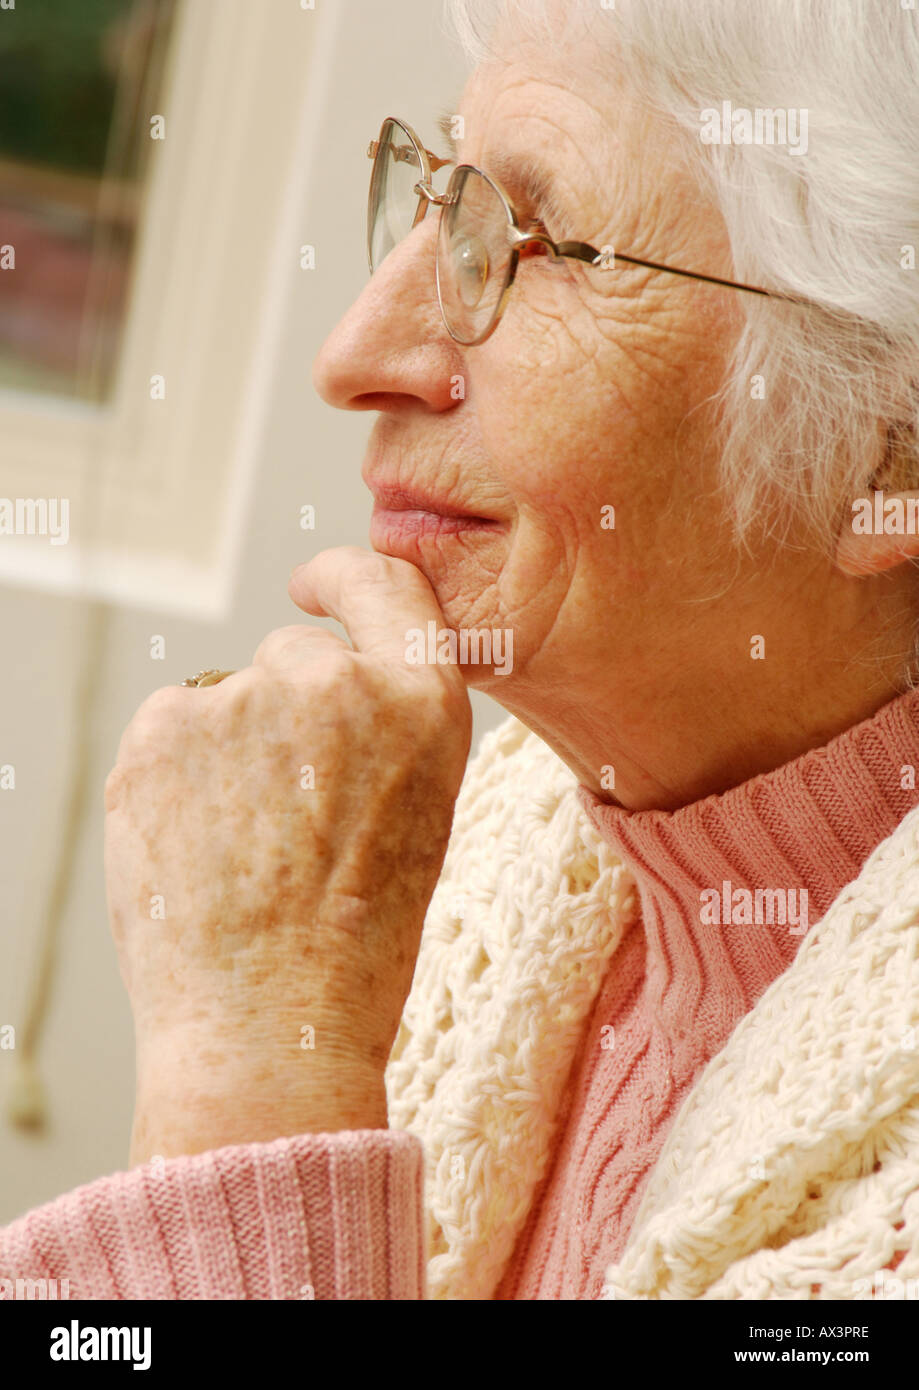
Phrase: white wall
[{"left": 0, "top": 0, "right": 506, "bottom": 1224}]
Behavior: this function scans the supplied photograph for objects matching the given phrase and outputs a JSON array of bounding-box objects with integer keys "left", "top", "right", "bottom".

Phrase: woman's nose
[{"left": 312, "top": 215, "right": 462, "bottom": 414}]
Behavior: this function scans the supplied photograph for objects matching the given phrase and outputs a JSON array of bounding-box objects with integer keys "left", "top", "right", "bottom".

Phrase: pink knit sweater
[{"left": 4, "top": 688, "right": 919, "bottom": 1300}]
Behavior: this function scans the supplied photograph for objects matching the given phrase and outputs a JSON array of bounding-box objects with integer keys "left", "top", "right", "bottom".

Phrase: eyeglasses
[{"left": 367, "top": 115, "right": 804, "bottom": 346}]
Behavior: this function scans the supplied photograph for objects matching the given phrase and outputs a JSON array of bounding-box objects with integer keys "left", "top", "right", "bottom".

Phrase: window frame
[{"left": 0, "top": 0, "right": 323, "bottom": 619}]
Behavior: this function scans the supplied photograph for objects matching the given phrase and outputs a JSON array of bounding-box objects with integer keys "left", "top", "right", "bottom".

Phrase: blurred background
[{"left": 0, "top": 0, "right": 505, "bottom": 1223}]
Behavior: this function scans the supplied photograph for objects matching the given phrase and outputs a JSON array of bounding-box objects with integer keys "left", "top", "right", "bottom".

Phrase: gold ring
[{"left": 180, "top": 669, "right": 236, "bottom": 687}]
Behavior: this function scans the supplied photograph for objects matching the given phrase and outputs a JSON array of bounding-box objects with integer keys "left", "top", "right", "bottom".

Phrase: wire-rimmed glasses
[{"left": 367, "top": 115, "right": 803, "bottom": 347}]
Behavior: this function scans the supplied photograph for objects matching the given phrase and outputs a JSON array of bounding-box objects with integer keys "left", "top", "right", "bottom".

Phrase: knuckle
[
  {"left": 252, "top": 625, "right": 304, "bottom": 666},
  {"left": 311, "top": 651, "right": 358, "bottom": 699},
  {"left": 117, "top": 686, "right": 185, "bottom": 760},
  {"left": 136, "top": 684, "right": 185, "bottom": 726},
  {"left": 253, "top": 624, "right": 339, "bottom": 670}
]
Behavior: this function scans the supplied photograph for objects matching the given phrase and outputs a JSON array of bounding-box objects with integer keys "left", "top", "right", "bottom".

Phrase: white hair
[{"left": 441, "top": 0, "right": 919, "bottom": 555}]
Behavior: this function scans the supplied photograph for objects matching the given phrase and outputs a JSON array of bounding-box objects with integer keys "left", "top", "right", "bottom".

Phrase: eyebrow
[{"left": 435, "top": 108, "right": 578, "bottom": 237}]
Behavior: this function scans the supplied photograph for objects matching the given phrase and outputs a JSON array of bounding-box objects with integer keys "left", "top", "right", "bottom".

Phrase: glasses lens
[
  {"left": 368, "top": 119, "right": 424, "bottom": 272},
  {"left": 436, "top": 166, "right": 514, "bottom": 345}
]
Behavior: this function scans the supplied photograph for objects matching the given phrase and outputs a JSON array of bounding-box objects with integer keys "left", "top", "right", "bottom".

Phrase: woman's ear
[
  {"left": 836, "top": 492, "right": 919, "bottom": 575},
  {"left": 836, "top": 422, "right": 919, "bottom": 576}
]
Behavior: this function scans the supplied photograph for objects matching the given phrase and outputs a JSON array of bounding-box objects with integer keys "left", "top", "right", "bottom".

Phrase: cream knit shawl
[{"left": 385, "top": 714, "right": 919, "bottom": 1300}]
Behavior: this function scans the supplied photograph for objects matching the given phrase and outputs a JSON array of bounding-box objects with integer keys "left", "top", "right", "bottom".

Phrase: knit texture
[
  {"left": 602, "top": 809, "right": 919, "bottom": 1298},
  {"left": 386, "top": 714, "right": 638, "bottom": 1298},
  {"left": 0, "top": 1131, "right": 425, "bottom": 1299},
  {"left": 492, "top": 686, "right": 919, "bottom": 1298},
  {"left": 3, "top": 693, "right": 919, "bottom": 1299}
]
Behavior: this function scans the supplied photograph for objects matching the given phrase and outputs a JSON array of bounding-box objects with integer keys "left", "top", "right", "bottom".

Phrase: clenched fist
[{"left": 104, "top": 548, "right": 472, "bottom": 1164}]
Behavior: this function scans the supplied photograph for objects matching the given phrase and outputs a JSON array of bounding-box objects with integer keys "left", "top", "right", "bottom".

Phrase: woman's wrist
[{"left": 129, "top": 1031, "right": 389, "bottom": 1165}]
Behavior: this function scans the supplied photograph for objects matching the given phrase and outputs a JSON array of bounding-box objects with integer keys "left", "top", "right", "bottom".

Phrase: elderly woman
[{"left": 4, "top": 0, "right": 919, "bottom": 1302}]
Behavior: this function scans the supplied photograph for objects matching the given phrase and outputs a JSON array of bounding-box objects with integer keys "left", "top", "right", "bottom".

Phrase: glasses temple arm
[{"left": 556, "top": 240, "right": 804, "bottom": 303}]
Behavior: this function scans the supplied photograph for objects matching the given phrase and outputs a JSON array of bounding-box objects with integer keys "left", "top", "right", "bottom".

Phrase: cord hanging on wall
[{"left": 5, "top": 601, "right": 111, "bottom": 1134}]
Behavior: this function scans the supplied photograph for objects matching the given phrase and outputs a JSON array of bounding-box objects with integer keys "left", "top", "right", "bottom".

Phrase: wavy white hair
[{"left": 442, "top": 0, "right": 919, "bottom": 556}]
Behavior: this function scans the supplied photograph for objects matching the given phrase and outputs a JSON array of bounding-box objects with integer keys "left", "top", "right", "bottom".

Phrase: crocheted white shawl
[{"left": 385, "top": 714, "right": 919, "bottom": 1300}]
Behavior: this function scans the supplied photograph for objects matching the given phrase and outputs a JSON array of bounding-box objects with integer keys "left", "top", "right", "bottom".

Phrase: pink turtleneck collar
[{"left": 576, "top": 684, "right": 919, "bottom": 1010}]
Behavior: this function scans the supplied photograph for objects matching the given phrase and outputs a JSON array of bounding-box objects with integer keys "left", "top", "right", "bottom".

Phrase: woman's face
[{"left": 312, "top": 29, "right": 893, "bottom": 809}]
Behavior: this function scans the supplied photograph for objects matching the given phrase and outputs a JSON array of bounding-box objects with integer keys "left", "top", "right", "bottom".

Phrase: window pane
[{"left": 0, "top": 0, "right": 178, "bottom": 403}]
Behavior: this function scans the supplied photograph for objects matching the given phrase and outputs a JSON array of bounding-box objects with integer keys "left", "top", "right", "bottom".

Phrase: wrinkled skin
[
  {"left": 107, "top": 21, "right": 914, "bottom": 1159},
  {"left": 106, "top": 552, "right": 470, "bottom": 1160},
  {"left": 317, "top": 31, "right": 913, "bottom": 809}
]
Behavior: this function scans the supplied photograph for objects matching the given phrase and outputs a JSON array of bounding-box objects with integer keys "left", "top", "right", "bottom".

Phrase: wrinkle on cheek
[
  {"left": 506, "top": 269, "right": 603, "bottom": 376},
  {"left": 417, "top": 538, "right": 508, "bottom": 635},
  {"left": 489, "top": 510, "right": 577, "bottom": 643},
  {"left": 510, "top": 277, "right": 679, "bottom": 429},
  {"left": 592, "top": 279, "right": 734, "bottom": 394},
  {"left": 583, "top": 311, "right": 696, "bottom": 434},
  {"left": 419, "top": 515, "right": 574, "bottom": 672},
  {"left": 547, "top": 303, "right": 606, "bottom": 374},
  {"left": 500, "top": 307, "right": 566, "bottom": 377}
]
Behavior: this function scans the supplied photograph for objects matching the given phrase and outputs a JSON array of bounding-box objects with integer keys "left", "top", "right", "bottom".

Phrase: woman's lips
[{"left": 367, "top": 482, "right": 504, "bottom": 544}]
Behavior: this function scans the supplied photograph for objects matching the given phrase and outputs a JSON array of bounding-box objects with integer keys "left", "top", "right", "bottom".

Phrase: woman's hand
[{"left": 103, "top": 548, "right": 472, "bottom": 1164}]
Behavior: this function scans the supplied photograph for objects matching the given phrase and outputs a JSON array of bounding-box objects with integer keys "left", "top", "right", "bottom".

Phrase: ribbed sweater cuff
[{"left": 0, "top": 1130, "right": 426, "bottom": 1300}]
